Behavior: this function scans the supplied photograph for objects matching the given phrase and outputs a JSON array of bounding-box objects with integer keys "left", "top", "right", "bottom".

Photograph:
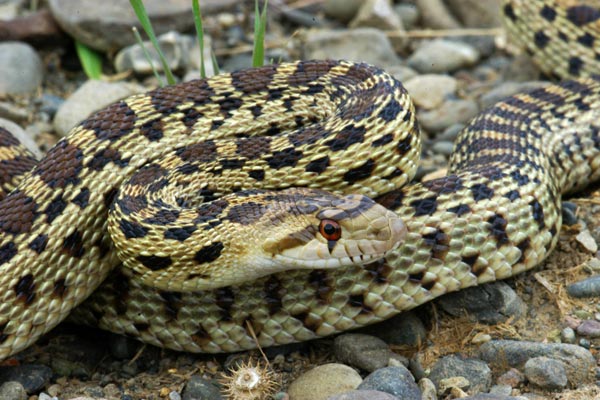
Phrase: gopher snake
[{"left": 1, "top": 0, "right": 600, "bottom": 359}]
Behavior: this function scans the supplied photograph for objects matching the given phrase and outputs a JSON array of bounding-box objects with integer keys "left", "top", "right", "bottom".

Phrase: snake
[{"left": 1, "top": 0, "right": 600, "bottom": 360}]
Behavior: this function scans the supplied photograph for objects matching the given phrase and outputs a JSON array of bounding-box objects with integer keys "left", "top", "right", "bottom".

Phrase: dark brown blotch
[
  {"left": 14, "top": 273, "right": 36, "bottom": 305},
  {"left": 0, "top": 190, "right": 38, "bottom": 234},
  {"left": 422, "top": 228, "right": 450, "bottom": 260},
  {"left": 62, "top": 230, "right": 85, "bottom": 258},
  {"left": 35, "top": 140, "right": 84, "bottom": 188},
  {"left": 81, "top": 101, "right": 137, "bottom": 141},
  {"left": 194, "top": 242, "right": 224, "bottom": 264}
]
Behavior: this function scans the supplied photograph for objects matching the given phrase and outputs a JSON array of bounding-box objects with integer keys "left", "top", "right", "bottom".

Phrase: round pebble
[
  {"left": 428, "top": 355, "right": 492, "bottom": 393},
  {"left": 0, "top": 42, "right": 43, "bottom": 95},
  {"left": 333, "top": 334, "right": 392, "bottom": 372},
  {"left": 524, "top": 357, "right": 568, "bottom": 390},
  {"left": 287, "top": 363, "right": 362, "bottom": 400},
  {"left": 357, "top": 366, "right": 420, "bottom": 400},
  {"left": 576, "top": 319, "right": 600, "bottom": 337},
  {"left": 407, "top": 39, "right": 479, "bottom": 73}
]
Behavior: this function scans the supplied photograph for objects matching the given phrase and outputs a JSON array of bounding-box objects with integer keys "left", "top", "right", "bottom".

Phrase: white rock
[
  {"left": 0, "top": 42, "right": 43, "bottom": 95},
  {"left": 408, "top": 39, "right": 479, "bottom": 73},
  {"left": 404, "top": 74, "right": 457, "bottom": 109},
  {"left": 287, "top": 363, "right": 362, "bottom": 400}
]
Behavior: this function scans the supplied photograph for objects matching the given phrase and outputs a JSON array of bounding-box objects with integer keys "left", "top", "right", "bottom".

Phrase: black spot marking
[
  {"left": 375, "top": 190, "right": 404, "bottom": 210},
  {"left": 88, "top": 148, "right": 129, "bottom": 170},
  {"left": 540, "top": 5, "right": 556, "bottom": 21},
  {"left": 104, "top": 188, "right": 118, "bottom": 209},
  {"left": 364, "top": 259, "right": 392, "bottom": 284},
  {"left": 72, "top": 188, "right": 90, "bottom": 208},
  {"left": 305, "top": 156, "right": 329, "bottom": 174},
  {"left": 534, "top": 30, "right": 550, "bottom": 48},
  {"left": 517, "top": 237, "right": 531, "bottom": 263},
  {"left": 248, "top": 169, "right": 265, "bottom": 181},
  {"left": 396, "top": 136, "right": 412, "bottom": 155},
  {"left": 448, "top": 204, "right": 470, "bottom": 216},
  {"left": 503, "top": 3, "right": 516, "bottom": 20},
  {"left": 164, "top": 226, "right": 197, "bottom": 242},
  {"left": 378, "top": 98, "right": 402, "bottom": 121},
  {"left": 308, "top": 270, "right": 334, "bottom": 304},
  {"left": 143, "top": 209, "right": 180, "bottom": 225},
  {"left": 344, "top": 159, "right": 375, "bottom": 184},
  {"left": 116, "top": 195, "right": 146, "bottom": 216},
  {"left": 488, "top": 214, "right": 509, "bottom": 246},
  {"left": 14, "top": 273, "right": 35, "bottom": 305},
  {"left": 215, "top": 287, "right": 235, "bottom": 321},
  {"left": 569, "top": 56, "right": 584, "bottom": 76},
  {"left": 194, "top": 242, "right": 224, "bottom": 264},
  {"left": 348, "top": 293, "right": 372, "bottom": 314},
  {"left": 410, "top": 196, "right": 438, "bottom": 216},
  {"left": 266, "top": 148, "right": 303, "bottom": 169},
  {"left": 137, "top": 255, "right": 173, "bottom": 271},
  {"left": 119, "top": 219, "right": 148, "bottom": 239},
  {"left": 28, "top": 234, "right": 48, "bottom": 254},
  {"left": 505, "top": 190, "right": 520, "bottom": 201},
  {"left": 264, "top": 275, "right": 284, "bottom": 315},
  {"left": 578, "top": 32, "right": 595, "bottom": 47},
  {"left": 422, "top": 229, "right": 450, "bottom": 260},
  {"left": 325, "top": 125, "right": 366, "bottom": 151},
  {"left": 160, "top": 291, "right": 183, "bottom": 319},
  {"left": 372, "top": 133, "right": 394, "bottom": 147},
  {"left": 530, "top": 199, "right": 545, "bottom": 229},
  {"left": 471, "top": 183, "right": 494, "bottom": 201},
  {"left": 53, "top": 278, "right": 67, "bottom": 298},
  {"left": 422, "top": 175, "right": 463, "bottom": 194},
  {"left": 44, "top": 195, "right": 67, "bottom": 224},
  {"left": 567, "top": 5, "right": 600, "bottom": 25},
  {"left": 0, "top": 242, "right": 17, "bottom": 265},
  {"left": 62, "top": 230, "right": 84, "bottom": 258}
]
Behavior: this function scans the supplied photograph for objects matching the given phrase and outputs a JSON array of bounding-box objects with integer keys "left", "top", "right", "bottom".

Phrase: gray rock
[
  {"left": 418, "top": 98, "right": 479, "bottom": 133},
  {"left": 359, "top": 311, "right": 427, "bottom": 347},
  {"left": 0, "top": 42, "right": 43, "bottom": 95},
  {"left": 460, "top": 396, "right": 524, "bottom": 400},
  {"left": 115, "top": 31, "right": 214, "bottom": 76},
  {"left": 489, "top": 384, "right": 513, "bottom": 396},
  {"left": 287, "top": 363, "right": 362, "bottom": 400},
  {"left": 0, "top": 118, "right": 41, "bottom": 158},
  {"left": 418, "top": 378, "right": 437, "bottom": 400},
  {"left": 357, "top": 366, "right": 420, "bottom": 400},
  {"left": 408, "top": 39, "right": 479, "bottom": 73},
  {"left": 0, "top": 381, "right": 27, "bottom": 400},
  {"left": 0, "top": 101, "right": 28, "bottom": 122},
  {"left": 567, "top": 275, "right": 600, "bottom": 298},
  {"left": 333, "top": 334, "right": 392, "bottom": 372},
  {"left": 560, "top": 327, "right": 577, "bottom": 344},
  {"left": 445, "top": 0, "right": 503, "bottom": 28},
  {"left": 576, "top": 229, "right": 598, "bottom": 253},
  {"left": 432, "top": 141, "right": 454, "bottom": 156},
  {"left": 415, "top": 0, "right": 460, "bottom": 29},
  {"left": 428, "top": 355, "right": 492, "bottom": 393},
  {"left": 37, "top": 94, "right": 65, "bottom": 119},
  {"left": 349, "top": 0, "right": 403, "bottom": 31},
  {"left": 478, "top": 340, "right": 595, "bottom": 386},
  {"left": 438, "top": 281, "right": 525, "bottom": 324},
  {"left": 53, "top": 80, "right": 144, "bottom": 136},
  {"left": 182, "top": 375, "right": 223, "bottom": 400},
  {"left": 404, "top": 74, "right": 457, "bottom": 109},
  {"left": 386, "top": 65, "right": 418, "bottom": 82},
  {"left": 48, "top": 0, "right": 235, "bottom": 52},
  {"left": 327, "top": 390, "right": 399, "bottom": 400},
  {"left": 323, "top": 0, "right": 363, "bottom": 23},
  {"left": 394, "top": 4, "right": 419, "bottom": 30},
  {"left": 303, "top": 28, "right": 399, "bottom": 69},
  {"left": 497, "top": 368, "right": 525, "bottom": 387},
  {"left": 576, "top": 319, "right": 600, "bottom": 337},
  {"left": 561, "top": 201, "right": 579, "bottom": 226},
  {"left": 523, "top": 357, "right": 568, "bottom": 390},
  {"left": 0, "top": 365, "right": 52, "bottom": 394}
]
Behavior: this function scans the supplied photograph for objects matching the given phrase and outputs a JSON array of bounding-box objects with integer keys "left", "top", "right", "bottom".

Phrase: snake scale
[{"left": 1, "top": 0, "right": 600, "bottom": 360}]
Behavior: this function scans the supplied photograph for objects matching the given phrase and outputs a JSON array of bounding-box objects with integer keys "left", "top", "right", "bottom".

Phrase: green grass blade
[
  {"left": 75, "top": 41, "right": 103, "bottom": 80},
  {"left": 192, "top": 0, "right": 207, "bottom": 78},
  {"left": 252, "top": 0, "right": 268, "bottom": 67},
  {"left": 132, "top": 27, "right": 165, "bottom": 87},
  {"left": 211, "top": 51, "right": 220, "bottom": 75},
  {"left": 129, "top": 0, "right": 176, "bottom": 85}
]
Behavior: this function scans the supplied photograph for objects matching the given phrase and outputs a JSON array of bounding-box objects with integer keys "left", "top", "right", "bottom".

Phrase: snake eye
[{"left": 319, "top": 219, "right": 341, "bottom": 241}]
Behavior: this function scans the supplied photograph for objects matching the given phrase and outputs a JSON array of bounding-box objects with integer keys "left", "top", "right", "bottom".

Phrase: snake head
[{"left": 261, "top": 189, "right": 406, "bottom": 270}]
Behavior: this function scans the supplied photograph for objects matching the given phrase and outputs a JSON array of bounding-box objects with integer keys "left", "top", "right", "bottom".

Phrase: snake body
[{"left": 1, "top": 1, "right": 600, "bottom": 359}]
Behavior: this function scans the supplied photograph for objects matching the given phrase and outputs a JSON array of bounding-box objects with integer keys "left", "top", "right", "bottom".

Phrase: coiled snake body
[{"left": 2, "top": 0, "right": 600, "bottom": 359}]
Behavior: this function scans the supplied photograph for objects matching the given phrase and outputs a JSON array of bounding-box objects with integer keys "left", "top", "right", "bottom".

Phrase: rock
[
  {"left": 359, "top": 311, "right": 427, "bottom": 347},
  {"left": 524, "top": 357, "right": 568, "bottom": 390},
  {"left": 404, "top": 74, "right": 457, "bottom": 109},
  {"left": 478, "top": 340, "right": 595, "bottom": 386},
  {"left": 349, "top": 0, "right": 404, "bottom": 31},
  {"left": 418, "top": 378, "right": 437, "bottom": 400},
  {"left": 323, "top": 0, "right": 363, "bottom": 23},
  {"left": 0, "top": 365, "right": 52, "bottom": 394},
  {"left": 408, "top": 39, "right": 479, "bottom": 73},
  {"left": 394, "top": 4, "right": 419, "bottom": 30},
  {"left": 115, "top": 31, "right": 214, "bottom": 76},
  {"left": 437, "top": 123, "right": 464, "bottom": 142},
  {"left": 53, "top": 80, "right": 144, "bottom": 136},
  {"left": 303, "top": 28, "right": 399, "bottom": 69},
  {"left": 576, "top": 319, "right": 600, "bottom": 337},
  {"left": 489, "top": 384, "right": 513, "bottom": 396},
  {"left": 333, "top": 334, "right": 392, "bottom": 372},
  {"left": 386, "top": 65, "right": 418, "bottom": 82},
  {"left": 0, "top": 42, "right": 43, "bottom": 95},
  {"left": 418, "top": 98, "right": 479, "bottom": 133},
  {"left": 47, "top": 0, "right": 235, "bottom": 52},
  {"left": 0, "top": 118, "right": 42, "bottom": 158},
  {"left": 432, "top": 140, "right": 454, "bottom": 156},
  {"left": 0, "top": 381, "right": 27, "bottom": 400},
  {"left": 437, "top": 281, "right": 525, "bottom": 324},
  {"left": 561, "top": 201, "right": 579, "bottom": 226},
  {"left": 428, "top": 355, "right": 492, "bottom": 393},
  {"left": 445, "top": 0, "right": 503, "bottom": 28},
  {"left": 478, "top": 81, "right": 549, "bottom": 109},
  {"left": 560, "top": 327, "right": 576, "bottom": 344},
  {"left": 357, "top": 366, "right": 420, "bottom": 400},
  {"left": 576, "top": 229, "right": 598, "bottom": 253},
  {"left": 415, "top": 0, "right": 460, "bottom": 29},
  {"left": 287, "top": 363, "right": 362, "bottom": 400},
  {"left": 567, "top": 275, "right": 600, "bottom": 298},
  {"left": 327, "top": 390, "right": 399, "bottom": 400},
  {"left": 0, "top": 101, "right": 28, "bottom": 122},
  {"left": 181, "top": 375, "right": 223, "bottom": 400},
  {"left": 437, "top": 376, "right": 470, "bottom": 395},
  {"left": 496, "top": 368, "right": 525, "bottom": 387}
]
